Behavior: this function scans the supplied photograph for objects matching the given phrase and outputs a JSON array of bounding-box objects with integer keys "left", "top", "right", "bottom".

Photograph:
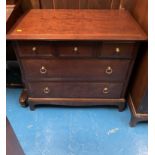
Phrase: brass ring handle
[
  {"left": 106, "top": 66, "right": 113, "bottom": 75},
  {"left": 103, "top": 87, "right": 109, "bottom": 94},
  {"left": 32, "top": 46, "right": 37, "bottom": 52},
  {"left": 115, "top": 47, "right": 120, "bottom": 53},
  {"left": 43, "top": 87, "right": 50, "bottom": 94},
  {"left": 40, "top": 66, "right": 47, "bottom": 74}
]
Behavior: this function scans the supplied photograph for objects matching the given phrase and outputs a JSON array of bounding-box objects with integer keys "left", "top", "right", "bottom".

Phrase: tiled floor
[{"left": 6, "top": 88, "right": 148, "bottom": 155}]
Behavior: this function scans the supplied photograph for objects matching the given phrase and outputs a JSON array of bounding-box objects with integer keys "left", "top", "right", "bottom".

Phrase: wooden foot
[
  {"left": 118, "top": 102, "right": 126, "bottom": 112},
  {"left": 128, "top": 94, "right": 148, "bottom": 127},
  {"left": 29, "top": 104, "right": 35, "bottom": 111},
  {"left": 129, "top": 117, "right": 138, "bottom": 127},
  {"left": 19, "top": 89, "right": 28, "bottom": 107}
]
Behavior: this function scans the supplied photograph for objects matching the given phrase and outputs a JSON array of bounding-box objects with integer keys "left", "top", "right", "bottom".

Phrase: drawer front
[
  {"left": 22, "top": 59, "right": 130, "bottom": 81},
  {"left": 16, "top": 41, "right": 54, "bottom": 57},
  {"left": 55, "top": 42, "right": 97, "bottom": 57},
  {"left": 99, "top": 43, "right": 137, "bottom": 59},
  {"left": 16, "top": 41, "right": 137, "bottom": 59},
  {"left": 28, "top": 82, "right": 123, "bottom": 98}
]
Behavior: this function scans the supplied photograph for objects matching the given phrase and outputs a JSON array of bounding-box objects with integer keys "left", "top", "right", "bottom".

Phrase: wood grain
[
  {"left": 111, "top": 0, "right": 121, "bottom": 9},
  {"left": 130, "top": 46, "right": 148, "bottom": 113},
  {"left": 29, "top": 0, "right": 40, "bottom": 8},
  {"left": 79, "top": 0, "right": 88, "bottom": 9},
  {"left": 53, "top": 0, "right": 79, "bottom": 9},
  {"left": 9, "top": 8, "right": 145, "bottom": 111},
  {"left": 21, "top": 58, "right": 130, "bottom": 81},
  {"left": 21, "top": 0, "right": 122, "bottom": 9},
  {"left": 21, "top": 0, "right": 40, "bottom": 11},
  {"left": 88, "top": 0, "right": 112, "bottom": 9},
  {"left": 40, "top": 0, "right": 54, "bottom": 9},
  {"left": 123, "top": 0, "right": 148, "bottom": 33},
  {"left": 6, "top": 4, "right": 16, "bottom": 21},
  {"left": 28, "top": 97, "right": 126, "bottom": 111},
  {"left": 123, "top": 0, "right": 148, "bottom": 126},
  {"left": 7, "top": 9, "right": 147, "bottom": 40},
  {"left": 7, "top": 0, "right": 17, "bottom": 5},
  {"left": 28, "top": 82, "right": 123, "bottom": 98},
  {"left": 6, "top": 0, "right": 23, "bottom": 33},
  {"left": 128, "top": 94, "right": 148, "bottom": 127}
]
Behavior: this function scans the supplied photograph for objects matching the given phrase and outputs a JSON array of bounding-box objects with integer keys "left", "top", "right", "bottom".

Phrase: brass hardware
[
  {"left": 43, "top": 87, "right": 50, "bottom": 94},
  {"left": 106, "top": 66, "right": 113, "bottom": 75},
  {"left": 40, "top": 66, "right": 47, "bottom": 74},
  {"left": 32, "top": 47, "right": 37, "bottom": 52},
  {"left": 74, "top": 47, "right": 78, "bottom": 52},
  {"left": 103, "top": 87, "right": 109, "bottom": 94},
  {"left": 16, "top": 29, "right": 22, "bottom": 32},
  {"left": 116, "top": 47, "right": 120, "bottom": 53},
  {"left": 73, "top": 46, "right": 79, "bottom": 54}
]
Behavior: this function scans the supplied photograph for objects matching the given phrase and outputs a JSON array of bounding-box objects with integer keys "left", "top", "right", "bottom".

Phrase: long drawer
[
  {"left": 28, "top": 82, "right": 123, "bottom": 98},
  {"left": 21, "top": 59, "right": 130, "bottom": 81}
]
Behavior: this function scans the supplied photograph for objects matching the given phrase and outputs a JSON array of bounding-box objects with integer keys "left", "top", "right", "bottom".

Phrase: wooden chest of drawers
[{"left": 7, "top": 9, "right": 147, "bottom": 110}]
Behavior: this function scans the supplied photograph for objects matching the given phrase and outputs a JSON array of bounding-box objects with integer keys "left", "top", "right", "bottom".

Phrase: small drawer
[
  {"left": 15, "top": 41, "right": 54, "bottom": 57},
  {"left": 21, "top": 59, "right": 130, "bottom": 81},
  {"left": 55, "top": 42, "right": 97, "bottom": 57},
  {"left": 98, "top": 42, "right": 137, "bottom": 59},
  {"left": 28, "top": 82, "right": 123, "bottom": 99}
]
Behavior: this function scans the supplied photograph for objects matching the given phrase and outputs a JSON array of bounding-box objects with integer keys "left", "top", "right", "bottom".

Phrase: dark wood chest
[{"left": 7, "top": 9, "right": 147, "bottom": 110}]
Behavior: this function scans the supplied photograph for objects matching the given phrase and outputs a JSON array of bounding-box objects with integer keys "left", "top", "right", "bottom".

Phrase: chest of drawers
[{"left": 7, "top": 9, "right": 147, "bottom": 110}]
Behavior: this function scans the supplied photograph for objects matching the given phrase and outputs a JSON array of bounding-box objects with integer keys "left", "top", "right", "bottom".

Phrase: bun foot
[
  {"left": 118, "top": 102, "right": 126, "bottom": 112},
  {"left": 19, "top": 89, "right": 28, "bottom": 107}
]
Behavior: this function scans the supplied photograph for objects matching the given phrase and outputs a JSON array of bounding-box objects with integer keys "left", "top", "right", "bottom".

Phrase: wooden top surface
[{"left": 7, "top": 9, "right": 147, "bottom": 41}]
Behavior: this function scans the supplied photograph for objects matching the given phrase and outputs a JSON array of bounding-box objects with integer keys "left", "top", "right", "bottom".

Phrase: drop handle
[
  {"left": 40, "top": 66, "right": 47, "bottom": 74},
  {"left": 105, "top": 66, "right": 113, "bottom": 75},
  {"left": 103, "top": 87, "right": 109, "bottom": 94},
  {"left": 43, "top": 87, "right": 50, "bottom": 94}
]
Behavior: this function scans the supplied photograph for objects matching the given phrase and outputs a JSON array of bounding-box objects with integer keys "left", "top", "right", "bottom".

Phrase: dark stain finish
[{"left": 8, "top": 10, "right": 146, "bottom": 111}]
